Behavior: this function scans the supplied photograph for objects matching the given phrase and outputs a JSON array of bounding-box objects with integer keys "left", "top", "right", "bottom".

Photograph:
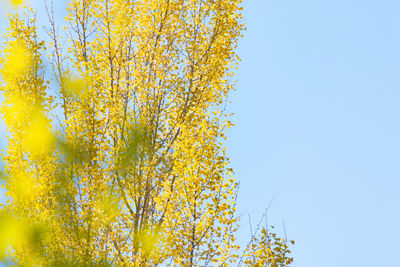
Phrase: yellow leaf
[
  {"left": 24, "top": 112, "right": 55, "bottom": 155},
  {"left": 10, "top": 0, "right": 24, "bottom": 6},
  {"left": 3, "top": 42, "right": 32, "bottom": 78},
  {"left": 64, "top": 75, "right": 86, "bottom": 97}
]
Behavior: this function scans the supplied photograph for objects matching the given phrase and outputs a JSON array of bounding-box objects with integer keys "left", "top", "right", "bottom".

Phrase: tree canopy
[{"left": 0, "top": 1, "right": 293, "bottom": 266}]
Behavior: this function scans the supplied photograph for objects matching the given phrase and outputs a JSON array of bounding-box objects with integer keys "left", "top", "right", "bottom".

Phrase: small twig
[
  {"left": 283, "top": 220, "right": 288, "bottom": 245},
  {"left": 237, "top": 195, "right": 276, "bottom": 266},
  {"left": 248, "top": 214, "right": 253, "bottom": 237}
]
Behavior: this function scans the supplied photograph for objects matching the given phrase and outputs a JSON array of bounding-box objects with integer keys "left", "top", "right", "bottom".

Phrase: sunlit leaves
[
  {"left": 136, "top": 226, "right": 161, "bottom": 257},
  {"left": 0, "top": 213, "right": 46, "bottom": 261},
  {"left": 1, "top": 42, "right": 32, "bottom": 79},
  {"left": 63, "top": 75, "right": 86, "bottom": 98},
  {"left": 10, "top": 0, "right": 25, "bottom": 7},
  {"left": 6, "top": 172, "right": 35, "bottom": 201},
  {"left": 94, "top": 192, "right": 120, "bottom": 222},
  {"left": 0, "top": 0, "right": 293, "bottom": 266},
  {"left": 243, "top": 226, "right": 294, "bottom": 266},
  {"left": 24, "top": 111, "right": 55, "bottom": 156},
  {"left": 0, "top": 10, "right": 55, "bottom": 265}
]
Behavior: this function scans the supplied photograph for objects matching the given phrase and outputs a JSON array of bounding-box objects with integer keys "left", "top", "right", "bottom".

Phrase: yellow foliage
[
  {"left": 0, "top": 213, "right": 44, "bottom": 261},
  {"left": 24, "top": 111, "right": 55, "bottom": 155},
  {"left": 63, "top": 75, "right": 86, "bottom": 97},
  {"left": 0, "top": 1, "right": 293, "bottom": 266},
  {"left": 137, "top": 227, "right": 161, "bottom": 256},
  {"left": 243, "top": 227, "right": 294, "bottom": 266},
  {"left": 7, "top": 172, "right": 36, "bottom": 201},
  {"left": 10, "top": 0, "right": 24, "bottom": 6},
  {"left": 1, "top": 42, "right": 32, "bottom": 78},
  {"left": 0, "top": 214, "right": 20, "bottom": 259}
]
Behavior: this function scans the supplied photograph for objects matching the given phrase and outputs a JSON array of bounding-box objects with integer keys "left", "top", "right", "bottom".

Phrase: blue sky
[
  {"left": 1, "top": 1, "right": 400, "bottom": 266},
  {"left": 230, "top": 1, "right": 400, "bottom": 266}
]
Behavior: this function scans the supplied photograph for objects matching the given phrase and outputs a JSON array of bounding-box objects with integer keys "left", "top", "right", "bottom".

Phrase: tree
[{"left": 0, "top": 0, "right": 293, "bottom": 266}]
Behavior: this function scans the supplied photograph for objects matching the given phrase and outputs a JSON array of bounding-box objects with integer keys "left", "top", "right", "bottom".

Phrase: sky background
[{"left": 1, "top": 1, "right": 400, "bottom": 266}]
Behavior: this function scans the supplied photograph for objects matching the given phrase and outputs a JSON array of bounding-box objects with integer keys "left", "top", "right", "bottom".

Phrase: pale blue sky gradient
[{"left": 1, "top": 1, "right": 400, "bottom": 266}]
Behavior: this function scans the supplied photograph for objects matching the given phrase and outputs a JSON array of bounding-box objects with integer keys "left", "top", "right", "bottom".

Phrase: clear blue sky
[{"left": 1, "top": 1, "right": 400, "bottom": 266}]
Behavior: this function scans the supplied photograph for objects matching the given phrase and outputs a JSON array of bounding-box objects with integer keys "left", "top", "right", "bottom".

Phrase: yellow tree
[{"left": 0, "top": 1, "right": 293, "bottom": 266}]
